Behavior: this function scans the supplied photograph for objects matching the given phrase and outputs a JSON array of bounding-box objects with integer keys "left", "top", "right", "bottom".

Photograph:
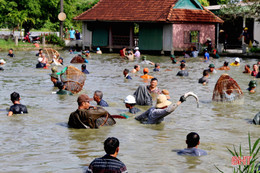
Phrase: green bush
[
  {"left": 250, "top": 47, "right": 260, "bottom": 53},
  {"left": 40, "top": 34, "right": 65, "bottom": 47}
]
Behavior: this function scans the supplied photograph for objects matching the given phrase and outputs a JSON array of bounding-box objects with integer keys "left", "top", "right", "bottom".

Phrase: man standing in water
[
  {"left": 8, "top": 92, "right": 28, "bottom": 116},
  {"left": 135, "top": 94, "right": 187, "bottom": 124},
  {"left": 147, "top": 78, "right": 161, "bottom": 94},
  {"left": 93, "top": 90, "right": 109, "bottom": 107},
  {"left": 177, "top": 132, "right": 207, "bottom": 156},
  {"left": 86, "top": 137, "right": 128, "bottom": 173}
]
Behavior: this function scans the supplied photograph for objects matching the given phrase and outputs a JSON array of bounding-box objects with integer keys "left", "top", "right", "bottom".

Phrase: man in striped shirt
[{"left": 86, "top": 137, "right": 127, "bottom": 173}]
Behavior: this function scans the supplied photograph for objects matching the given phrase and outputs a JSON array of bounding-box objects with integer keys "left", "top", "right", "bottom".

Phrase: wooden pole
[{"left": 60, "top": 0, "right": 64, "bottom": 39}]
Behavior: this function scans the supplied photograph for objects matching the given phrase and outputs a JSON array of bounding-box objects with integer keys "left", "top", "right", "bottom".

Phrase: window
[{"left": 184, "top": 30, "right": 200, "bottom": 44}]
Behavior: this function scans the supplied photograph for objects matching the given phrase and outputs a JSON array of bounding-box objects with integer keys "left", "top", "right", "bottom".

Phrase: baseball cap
[{"left": 77, "top": 94, "right": 93, "bottom": 103}]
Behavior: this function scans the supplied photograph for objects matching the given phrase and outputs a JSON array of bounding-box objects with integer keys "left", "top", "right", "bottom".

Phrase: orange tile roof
[{"left": 74, "top": 0, "right": 223, "bottom": 23}]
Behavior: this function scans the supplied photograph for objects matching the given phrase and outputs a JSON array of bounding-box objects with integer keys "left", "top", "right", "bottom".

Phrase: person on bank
[
  {"left": 198, "top": 70, "right": 209, "bottom": 85},
  {"left": 135, "top": 94, "right": 187, "bottom": 124},
  {"left": 56, "top": 81, "right": 73, "bottom": 95},
  {"left": 177, "top": 132, "right": 207, "bottom": 156},
  {"left": 86, "top": 137, "right": 128, "bottom": 173},
  {"left": 124, "top": 95, "right": 140, "bottom": 114},
  {"left": 68, "top": 94, "right": 115, "bottom": 129},
  {"left": 8, "top": 92, "right": 28, "bottom": 116},
  {"left": 81, "top": 64, "right": 89, "bottom": 74},
  {"left": 94, "top": 90, "right": 109, "bottom": 107},
  {"left": 176, "top": 63, "right": 189, "bottom": 76},
  {"left": 8, "top": 48, "right": 15, "bottom": 57},
  {"left": 123, "top": 69, "right": 132, "bottom": 80}
]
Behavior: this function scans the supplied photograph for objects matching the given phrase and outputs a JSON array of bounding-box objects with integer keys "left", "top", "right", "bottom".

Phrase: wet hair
[
  {"left": 123, "top": 69, "right": 129, "bottom": 74},
  {"left": 82, "top": 64, "right": 86, "bottom": 69},
  {"left": 57, "top": 81, "right": 64, "bottom": 90},
  {"left": 246, "top": 64, "right": 250, "bottom": 68},
  {"left": 134, "top": 65, "right": 139, "bottom": 69},
  {"left": 10, "top": 92, "right": 20, "bottom": 102},
  {"left": 151, "top": 78, "right": 158, "bottom": 82},
  {"left": 203, "top": 69, "right": 209, "bottom": 76},
  {"left": 104, "top": 137, "right": 119, "bottom": 154},
  {"left": 186, "top": 132, "right": 200, "bottom": 148},
  {"left": 224, "top": 61, "right": 229, "bottom": 66},
  {"left": 180, "top": 63, "right": 186, "bottom": 69},
  {"left": 94, "top": 90, "right": 103, "bottom": 99},
  {"left": 155, "top": 63, "right": 160, "bottom": 68},
  {"left": 9, "top": 48, "right": 13, "bottom": 51}
]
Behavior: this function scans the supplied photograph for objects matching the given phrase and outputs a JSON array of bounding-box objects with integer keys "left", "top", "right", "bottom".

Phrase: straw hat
[{"left": 156, "top": 94, "right": 172, "bottom": 108}]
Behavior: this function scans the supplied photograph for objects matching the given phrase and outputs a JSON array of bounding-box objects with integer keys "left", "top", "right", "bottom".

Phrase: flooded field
[{"left": 0, "top": 50, "right": 259, "bottom": 172}]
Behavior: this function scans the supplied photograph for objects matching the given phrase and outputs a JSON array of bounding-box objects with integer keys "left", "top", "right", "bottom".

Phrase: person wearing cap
[
  {"left": 212, "top": 49, "right": 220, "bottom": 59},
  {"left": 96, "top": 47, "right": 102, "bottom": 54},
  {"left": 135, "top": 94, "right": 187, "bottom": 124},
  {"left": 124, "top": 95, "right": 140, "bottom": 114},
  {"left": 147, "top": 78, "right": 161, "bottom": 94},
  {"left": 207, "top": 64, "right": 217, "bottom": 74},
  {"left": 36, "top": 49, "right": 43, "bottom": 57},
  {"left": 243, "top": 64, "right": 251, "bottom": 74},
  {"left": 230, "top": 58, "right": 240, "bottom": 66},
  {"left": 56, "top": 81, "right": 73, "bottom": 95},
  {"left": 0, "top": 59, "right": 6, "bottom": 71},
  {"left": 68, "top": 94, "right": 114, "bottom": 129},
  {"left": 50, "top": 66, "right": 59, "bottom": 87},
  {"left": 36, "top": 57, "right": 46, "bottom": 68},
  {"left": 123, "top": 69, "right": 132, "bottom": 80},
  {"left": 8, "top": 92, "right": 28, "bottom": 116},
  {"left": 239, "top": 27, "right": 251, "bottom": 44},
  {"left": 141, "top": 56, "right": 154, "bottom": 65},
  {"left": 218, "top": 61, "right": 230, "bottom": 71},
  {"left": 94, "top": 90, "right": 109, "bottom": 107},
  {"left": 198, "top": 70, "right": 209, "bottom": 85},
  {"left": 180, "top": 60, "right": 186, "bottom": 64},
  {"left": 170, "top": 55, "right": 178, "bottom": 64},
  {"left": 140, "top": 68, "right": 154, "bottom": 79},
  {"left": 86, "top": 137, "right": 127, "bottom": 173},
  {"left": 69, "top": 27, "right": 75, "bottom": 40},
  {"left": 75, "top": 29, "right": 80, "bottom": 40},
  {"left": 162, "top": 89, "right": 170, "bottom": 100},
  {"left": 176, "top": 63, "right": 189, "bottom": 76},
  {"left": 153, "top": 63, "right": 160, "bottom": 72},
  {"left": 177, "top": 132, "right": 207, "bottom": 156},
  {"left": 85, "top": 50, "right": 91, "bottom": 59},
  {"left": 131, "top": 65, "right": 140, "bottom": 74},
  {"left": 81, "top": 64, "right": 89, "bottom": 74},
  {"left": 251, "top": 64, "right": 259, "bottom": 77},
  {"left": 7, "top": 48, "right": 15, "bottom": 57},
  {"left": 247, "top": 80, "right": 257, "bottom": 93},
  {"left": 134, "top": 47, "right": 140, "bottom": 58}
]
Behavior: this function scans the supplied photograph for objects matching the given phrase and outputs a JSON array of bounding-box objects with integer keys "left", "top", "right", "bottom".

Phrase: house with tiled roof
[{"left": 74, "top": 0, "right": 223, "bottom": 53}]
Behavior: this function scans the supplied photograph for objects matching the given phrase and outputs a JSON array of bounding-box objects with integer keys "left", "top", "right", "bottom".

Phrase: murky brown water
[{"left": 0, "top": 50, "right": 259, "bottom": 172}]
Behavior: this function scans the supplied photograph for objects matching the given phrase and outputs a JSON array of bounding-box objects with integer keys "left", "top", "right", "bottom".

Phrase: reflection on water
[{"left": 0, "top": 50, "right": 259, "bottom": 172}]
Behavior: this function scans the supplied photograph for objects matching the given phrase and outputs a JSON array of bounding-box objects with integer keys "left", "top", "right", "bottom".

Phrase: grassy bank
[{"left": 0, "top": 39, "right": 63, "bottom": 52}]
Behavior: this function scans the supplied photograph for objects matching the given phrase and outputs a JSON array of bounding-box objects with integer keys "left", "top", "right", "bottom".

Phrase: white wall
[
  {"left": 254, "top": 20, "right": 260, "bottom": 42},
  {"left": 82, "top": 22, "right": 92, "bottom": 48}
]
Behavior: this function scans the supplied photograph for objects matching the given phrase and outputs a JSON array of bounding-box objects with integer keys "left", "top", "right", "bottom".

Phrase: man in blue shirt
[
  {"left": 69, "top": 27, "right": 75, "bottom": 40},
  {"left": 93, "top": 90, "right": 109, "bottom": 107},
  {"left": 87, "top": 137, "right": 127, "bottom": 173},
  {"left": 123, "top": 69, "right": 132, "bottom": 79},
  {"left": 81, "top": 64, "right": 89, "bottom": 74},
  {"left": 204, "top": 49, "right": 210, "bottom": 62},
  {"left": 177, "top": 132, "right": 207, "bottom": 156}
]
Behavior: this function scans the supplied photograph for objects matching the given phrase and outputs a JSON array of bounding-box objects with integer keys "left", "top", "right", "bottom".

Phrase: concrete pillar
[
  {"left": 42, "top": 36, "right": 46, "bottom": 47},
  {"left": 216, "top": 23, "right": 219, "bottom": 51},
  {"left": 109, "top": 25, "right": 113, "bottom": 52},
  {"left": 15, "top": 36, "right": 18, "bottom": 46},
  {"left": 130, "top": 25, "right": 133, "bottom": 48}
]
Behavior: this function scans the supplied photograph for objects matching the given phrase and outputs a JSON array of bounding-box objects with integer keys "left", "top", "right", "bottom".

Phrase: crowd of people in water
[{"left": 1, "top": 45, "right": 260, "bottom": 172}]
